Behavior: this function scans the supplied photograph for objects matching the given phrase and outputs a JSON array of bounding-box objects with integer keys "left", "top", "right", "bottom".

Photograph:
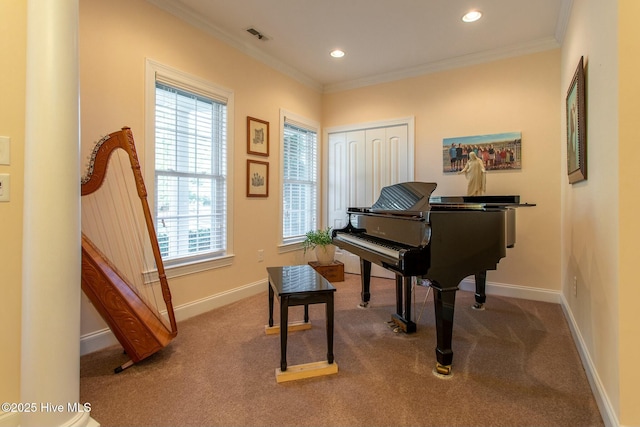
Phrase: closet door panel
[
  {"left": 326, "top": 120, "right": 413, "bottom": 279},
  {"left": 386, "top": 125, "right": 412, "bottom": 183},
  {"left": 327, "top": 132, "right": 348, "bottom": 230},
  {"left": 348, "top": 130, "right": 367, "bottom": 208}
]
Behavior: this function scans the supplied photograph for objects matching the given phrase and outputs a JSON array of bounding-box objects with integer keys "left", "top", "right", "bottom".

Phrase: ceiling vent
[{"left": 246, "top": 27, "right": 270, "bottom": 41}]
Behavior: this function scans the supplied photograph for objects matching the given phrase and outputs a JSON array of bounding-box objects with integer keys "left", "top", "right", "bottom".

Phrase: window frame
[
  {"left": 145, "top": 59, "right": 235, "bottom": 277},
  {"left": 278, "top": 109, "right": 320, "bottom": 252}
]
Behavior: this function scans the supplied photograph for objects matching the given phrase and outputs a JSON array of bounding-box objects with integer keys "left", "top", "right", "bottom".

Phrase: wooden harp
[{"left": 81, "top": 127, "right": 177, "bottom": 372}]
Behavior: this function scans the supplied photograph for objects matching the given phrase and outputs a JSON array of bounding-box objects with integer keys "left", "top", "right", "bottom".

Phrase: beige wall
[
  {"left": 561, "top": 0, "right": 640, "bottom": 425},
  {"left": 618, "top": 0, "right": 640, "bottom": 425},
  {"left": 561, "top": 0, "right": 622, "bottom": 424},
  {"left": 323, "top": 50, "right": 562, "bottom": 291},
  {"left": 78, "top": 0, "right": 322, "bottom": 334},
  {"left": 0, "top": 0, "right": 26, "bottom": 411}
]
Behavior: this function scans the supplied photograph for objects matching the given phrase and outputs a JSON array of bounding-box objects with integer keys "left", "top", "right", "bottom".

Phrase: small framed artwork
[
  {"left": 566, "top": 56, "right": 587, "bottom": 184},
  {"left": 247, "top": 116, "right": 269, "bottom": 157},
  {"left": 247, "top": 159, "right": 269, "bottom": 197}
]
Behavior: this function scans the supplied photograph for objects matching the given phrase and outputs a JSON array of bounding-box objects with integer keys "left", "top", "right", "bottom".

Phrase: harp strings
[{"left": 81, "top": 148, "right": 169, "bottom": 329}]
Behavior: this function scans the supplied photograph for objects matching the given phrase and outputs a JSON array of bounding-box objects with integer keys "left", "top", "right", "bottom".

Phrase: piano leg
[
  {"left": 473, "top": 270, "right": 487, "bottom": 310},
  {"left": 395, "top": 275, "right": 403, "bottom": 316},
  {"left": 431, "top": 283, "right": 457, "bottom": 376},
  {"left": 360, "top": 258, "right": 372, "bottom": 307},
  {"left": 391, "top": 275, "right": 417, "bottom": 333},
  {"left": 404, "top": 276, "right": 413, "bottom": 323}
]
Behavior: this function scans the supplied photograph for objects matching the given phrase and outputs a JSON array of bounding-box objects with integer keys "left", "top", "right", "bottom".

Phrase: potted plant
[{"left": 302, "top": 226, "right": 336, "bottom": 265}]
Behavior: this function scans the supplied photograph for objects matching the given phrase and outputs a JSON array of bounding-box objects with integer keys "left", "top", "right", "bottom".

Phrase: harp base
[{"left": 114, "top": 359, "right": 135, "bottom": 374}]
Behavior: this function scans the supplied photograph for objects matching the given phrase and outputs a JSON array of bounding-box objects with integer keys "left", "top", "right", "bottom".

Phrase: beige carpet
[{"left": 80, "top": 273, "right": 603, "bottom": 427}]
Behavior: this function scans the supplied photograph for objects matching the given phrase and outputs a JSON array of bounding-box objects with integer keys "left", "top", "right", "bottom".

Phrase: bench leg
[
  {"left": 268, "top": 281, "right": 274, "bottom": 327},
  {"left": 326, "top": 294, "right": 334, "bottom": 364},
  {"left": 280, "top": 295, "right": 289, "bottom": 371}
]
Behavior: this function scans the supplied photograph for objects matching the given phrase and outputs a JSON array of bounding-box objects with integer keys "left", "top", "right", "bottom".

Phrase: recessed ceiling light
[
  {"left": 330, "top": 49, "right": 345, "bottom": 58},
  {"left": 462, "top": 10, "right": 482, "bottom": 23}
]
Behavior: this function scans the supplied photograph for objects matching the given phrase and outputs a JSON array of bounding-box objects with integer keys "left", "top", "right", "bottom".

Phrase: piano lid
[{"left": 365, "top": 182, "right": 437, "bottom": 215}]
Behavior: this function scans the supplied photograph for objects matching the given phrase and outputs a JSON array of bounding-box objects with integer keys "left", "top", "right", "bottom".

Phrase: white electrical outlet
[
  {"left": 257, "top": 249, "right": 264, "bottom": 262},
  {"left": 0, "top": 174, "right": 10, "bottom": 202}
]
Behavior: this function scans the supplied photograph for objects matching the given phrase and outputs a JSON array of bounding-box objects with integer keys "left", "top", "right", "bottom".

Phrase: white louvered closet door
[{"left": 327, "top": 119, "right": 414, "bottom": 277}]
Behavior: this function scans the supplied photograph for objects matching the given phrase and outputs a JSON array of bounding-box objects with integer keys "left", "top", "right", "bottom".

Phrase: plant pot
[{"left": 315, "top": 244, "right": 336, "bottom": 265}]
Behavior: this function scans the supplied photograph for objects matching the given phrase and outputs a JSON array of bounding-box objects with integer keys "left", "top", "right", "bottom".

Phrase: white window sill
[
  {"left": 144, "top": 254, "right": 235, "bottom": 283},
  {"left": 278, "top": 241, "right": 303, "bottom": 254}
]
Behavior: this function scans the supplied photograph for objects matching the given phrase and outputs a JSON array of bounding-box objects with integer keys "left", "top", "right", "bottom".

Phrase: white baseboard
[
  {"left": 80, "top": 279, "right": 266, "bottom": 356},
  {"left": 171, "top": 278, "right": 266, "bottom": 323},
  {"left": 458, "top": 276, "right": 561, "bottom": 304},
  {"left": 79, "top": 329, "right": 120, "bottom": 356},
  {"left": 560, "top": 294, "right": 618, "bottom": 427}
]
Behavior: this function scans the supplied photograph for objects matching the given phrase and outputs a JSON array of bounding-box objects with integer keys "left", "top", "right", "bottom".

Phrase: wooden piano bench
[{"left": 265, "top": 265, "right": 338, "bottom": 383}]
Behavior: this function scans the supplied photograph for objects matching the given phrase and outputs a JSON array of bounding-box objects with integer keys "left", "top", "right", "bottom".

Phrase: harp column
[{"left": 21, "top": 1, "right": 95, "bottom": 426}]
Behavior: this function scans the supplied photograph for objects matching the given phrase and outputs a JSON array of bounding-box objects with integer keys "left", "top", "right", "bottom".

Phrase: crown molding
[
  {"left": 323, "top": 36, "right": 561, "bottom": 93},
  {"left": 147, "top": 0, "right": 562, "bottom": 95},
  {"left": 146, "top": 0, "right": 323, "bottom": 92},
  {"left": 555, "top": 0, "right": 574, "bottom": 44}
]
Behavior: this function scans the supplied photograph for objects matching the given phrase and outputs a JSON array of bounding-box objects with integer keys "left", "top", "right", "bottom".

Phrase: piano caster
[
  {"left": 358, "top": 301, "right": 369, "bottom": 309},
  {"left": 433, "top": 363, "right": 453, "bottom": 378},
  {"left": 472, "top": 302, "right": 485, "bottom": 311}
]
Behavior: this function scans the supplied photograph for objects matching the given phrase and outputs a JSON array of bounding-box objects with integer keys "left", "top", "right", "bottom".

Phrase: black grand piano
[{"left": 332, "top": 181, "right": 532, "bottom": 376}]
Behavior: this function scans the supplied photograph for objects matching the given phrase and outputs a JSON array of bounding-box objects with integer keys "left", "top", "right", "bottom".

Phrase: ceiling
[{"left": 147, "top": 0, "right": 571, "bottom": 92}]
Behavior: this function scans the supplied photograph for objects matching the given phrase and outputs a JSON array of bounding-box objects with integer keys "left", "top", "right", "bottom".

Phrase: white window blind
[
  {"left": 282, "top": 118, "right": 318, "bottom": 243},
  {"left": 154, "top": 81, "right": 227, "bottom": 264}
]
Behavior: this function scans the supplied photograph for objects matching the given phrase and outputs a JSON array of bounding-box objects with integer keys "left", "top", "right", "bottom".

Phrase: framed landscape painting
[{"left": 566, "top": 56, "right": 587, "bottom": 184}]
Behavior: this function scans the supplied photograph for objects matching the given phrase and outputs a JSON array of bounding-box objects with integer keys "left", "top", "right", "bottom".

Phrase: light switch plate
[
  {"left": 0, "top": 174, "right": 9, "bottom": 202},
  {"left": 0, "top": 136, "right": 10, "bottom": 165}
]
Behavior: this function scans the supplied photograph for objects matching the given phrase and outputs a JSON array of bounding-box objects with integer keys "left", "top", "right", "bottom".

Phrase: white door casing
[{"left": 324, "top": 117, "right": 415, "bottom": 277}]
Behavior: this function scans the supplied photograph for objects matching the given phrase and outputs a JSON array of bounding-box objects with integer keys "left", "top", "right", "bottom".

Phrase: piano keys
[{"left": 332, "top": 182, "right": 533, "bottom": 376}]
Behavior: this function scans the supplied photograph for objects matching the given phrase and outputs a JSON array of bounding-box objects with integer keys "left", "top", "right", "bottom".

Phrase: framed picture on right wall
[{"left": 566, "top": 56, "right": 587, "bottom": 184}]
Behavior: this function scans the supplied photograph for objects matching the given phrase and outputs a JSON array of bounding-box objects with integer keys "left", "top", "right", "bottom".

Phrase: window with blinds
[
  {"left": 282, "top": 117, "right": 318, "bottom": 244},
  {"left": 154, "top": 81, "right": 227, "bottom": 264}
]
